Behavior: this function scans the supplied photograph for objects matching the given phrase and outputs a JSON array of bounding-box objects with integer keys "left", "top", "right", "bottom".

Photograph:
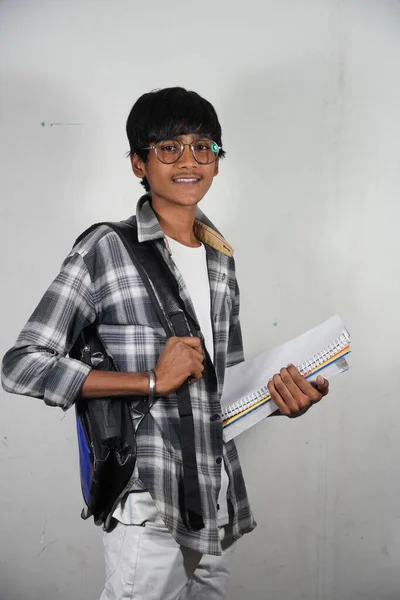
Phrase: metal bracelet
[{"left": 148, "top": 369, "right": 156, "bottom": 403}]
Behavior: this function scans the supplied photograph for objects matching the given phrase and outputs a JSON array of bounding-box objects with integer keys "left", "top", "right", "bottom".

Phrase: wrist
[
  {"left": 148, "top": 368, "right": 156, "bottom": 403},
  {"left": 153, "top": 367, "right": 163, "bottom": 395}
]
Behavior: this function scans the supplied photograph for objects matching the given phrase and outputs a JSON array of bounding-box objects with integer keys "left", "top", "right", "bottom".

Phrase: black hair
[{"left": 126, "top": 87, "right": 226, "bottom": 191}]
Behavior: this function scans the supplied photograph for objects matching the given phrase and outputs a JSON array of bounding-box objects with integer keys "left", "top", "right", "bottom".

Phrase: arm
[
  {"left": 2, "top": 247, "right": 205, "bottom": 406},
  {"left": 81, "top": 371, "right": 150, "bottom": 398},
  {"left": 1, "top": 251, "right": 97, "bottom": 410},
  {"left": 80, "top": 336, "right": 205, "bottom": 398}
]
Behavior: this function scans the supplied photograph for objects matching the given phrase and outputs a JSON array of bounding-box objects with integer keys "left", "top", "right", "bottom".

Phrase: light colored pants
[{"left": 100, "top": 494, "right": 235, "bottom": 600}]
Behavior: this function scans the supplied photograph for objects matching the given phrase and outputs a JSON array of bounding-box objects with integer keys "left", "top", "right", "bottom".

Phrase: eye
[
  {"left": 194, "top": 142, "right": 211, "bottom": 153},
  {"left": 159, "top": 141, "right": 180, "bottom": 153}
]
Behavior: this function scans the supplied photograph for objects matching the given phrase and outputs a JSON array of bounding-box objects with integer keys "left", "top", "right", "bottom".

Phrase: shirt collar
[{"left": 134, "top": 193, "right": 234, "bottom": 257}]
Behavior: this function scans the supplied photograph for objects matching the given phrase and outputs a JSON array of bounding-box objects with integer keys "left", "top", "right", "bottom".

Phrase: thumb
[{"left": 316, "top": 375, "right": 329, "bottom": 394}]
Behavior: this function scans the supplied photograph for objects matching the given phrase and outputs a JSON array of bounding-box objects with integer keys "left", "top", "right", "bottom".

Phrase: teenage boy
[{"left": 2, "top": 87, "right": 329, "bottom": 600}]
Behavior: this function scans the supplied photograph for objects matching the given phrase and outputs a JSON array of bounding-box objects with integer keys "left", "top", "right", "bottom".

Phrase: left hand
[{"left": 267, "top": 364, "right": 329, "bottom": 418}]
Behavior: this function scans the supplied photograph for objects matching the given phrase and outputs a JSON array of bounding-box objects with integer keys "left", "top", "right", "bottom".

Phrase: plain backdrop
[{"left": 1, "top": 1, "right": 400, "bottom": 599}]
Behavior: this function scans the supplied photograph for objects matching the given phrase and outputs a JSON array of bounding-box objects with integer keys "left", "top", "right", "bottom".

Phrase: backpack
[{"left": 69, "top": 219, "right": 204, "bottom": 531}]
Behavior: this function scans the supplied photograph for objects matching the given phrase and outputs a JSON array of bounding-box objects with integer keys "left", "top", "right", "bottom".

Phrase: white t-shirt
[{"left": 166, "top": 235, "right": 230, "bottom": 526}]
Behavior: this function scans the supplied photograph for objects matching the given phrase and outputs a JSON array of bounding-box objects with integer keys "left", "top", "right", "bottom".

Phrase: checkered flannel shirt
[{"left": 2, "top": 194, "right": 256, "bottom": 555}]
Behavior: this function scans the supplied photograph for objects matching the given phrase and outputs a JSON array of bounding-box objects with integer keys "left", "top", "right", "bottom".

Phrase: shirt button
[
  {"left": 216, "top": 457, "right": 222, "bottom": 465},
  {"left": 211, "top": 414, "right": 220, "bottom": 422}
]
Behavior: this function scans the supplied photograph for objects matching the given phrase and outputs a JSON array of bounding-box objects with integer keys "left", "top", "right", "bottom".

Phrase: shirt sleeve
[
  {"left": 226, "top": 278, "right": 245, "bottom": 368},
  {"left": 1, "top": 251, "right": 96, "bottom": 410}
]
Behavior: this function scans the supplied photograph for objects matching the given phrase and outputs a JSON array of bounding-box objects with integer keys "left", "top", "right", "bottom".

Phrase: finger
[
  {"left": 189, "top": 346, "right": 205, "bottom": 361},
  {"left": 192, "top": 357, "right": 205, "bottom": 372},
  {"left": 179, "top": 336, "right": 202, "bottom": 350},
  {"left": 279, "top": 367, "right": 310, "bottom": 410},
  {"left": 181, "top": 339, "right": 204, "bottom": 361},
  {"left": 189, "top": 358, "right": 205, "bottom": 378},
  {"left": 273, "top": 372, "right": 304, "bottom": 413},
  {"left": 267, "top": 377, "right": 291, "bottom": 416},
  {"left": 286, "top": 364, "right": 322, "bottom": 403},
  {"left": 188, "top": 375, "right": 202, "bottom": 385},
  {"left": 188, "top": 366, "right": 204, "bottom": 384},
  {"left": 316, "top": 375, "right": 329, "bottom": 396}
]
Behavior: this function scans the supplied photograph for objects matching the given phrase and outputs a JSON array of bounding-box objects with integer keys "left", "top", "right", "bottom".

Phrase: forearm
[
  {"left": 80, "top": 370, "right": 150, "bottom": 398},
  {"left": 2, "top": 344, "right": 91, "bottom": 409}
]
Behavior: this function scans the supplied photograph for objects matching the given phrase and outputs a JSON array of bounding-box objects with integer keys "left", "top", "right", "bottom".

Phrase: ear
[
  {"left": 213, "top": 157, "right": 220, "bottom": 177},
  {"left": 131, "top": 153, "right": 147, "bottom": 179}
]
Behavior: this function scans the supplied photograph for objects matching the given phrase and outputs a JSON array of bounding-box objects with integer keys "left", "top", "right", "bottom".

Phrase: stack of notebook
[{"left": 221, "top": 315, "right": 351, "bottom": 441}]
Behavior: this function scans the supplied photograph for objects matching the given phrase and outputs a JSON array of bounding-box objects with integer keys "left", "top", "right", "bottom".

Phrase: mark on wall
[
  {"left": 41, "top": 122, "right": 82, "bottom": 127},
  {"left": 272, "top": 321, "right": 278, "bottom": 327},
  {"left": 38, "top": 515, "right": 58, "bottom": 557},
  {"left": 40, "top": 515, "right": 48, "bottom": 545},
  {"left": 37, "top": 538, "right": 58, "bottom": 558}
]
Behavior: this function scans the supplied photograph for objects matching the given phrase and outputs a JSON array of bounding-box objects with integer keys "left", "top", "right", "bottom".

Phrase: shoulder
[
  {"left": 70, "top": 217, "right": 136, "bottom": 261},
  {"left": 59, "top": 220, "right": 135, "bottom": 282},
  {"left": 71, "top": 224, "right": 116, "bottom": 259}
]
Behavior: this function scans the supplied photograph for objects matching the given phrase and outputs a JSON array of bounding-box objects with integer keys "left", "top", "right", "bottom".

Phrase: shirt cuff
[{"left": 44, "top": 356, "right": 92, "bottom": 411}]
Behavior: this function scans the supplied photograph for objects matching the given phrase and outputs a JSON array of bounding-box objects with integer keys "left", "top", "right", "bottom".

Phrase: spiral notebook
[{"left": 221, "top": 315, "right": 351, "bottom": 442}]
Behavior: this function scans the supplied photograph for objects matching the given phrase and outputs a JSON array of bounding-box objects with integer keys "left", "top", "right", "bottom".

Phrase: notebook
[{"left": 221, "top": 315, "right": 351, "bottom": 442}]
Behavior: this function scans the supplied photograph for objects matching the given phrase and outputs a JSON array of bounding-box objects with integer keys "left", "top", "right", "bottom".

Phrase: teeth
[{"left": 174, "top": 178, "right": 199, "bottom": 183}]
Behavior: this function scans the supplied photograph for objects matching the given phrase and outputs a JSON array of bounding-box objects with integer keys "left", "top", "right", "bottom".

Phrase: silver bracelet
[{"left": 148, "top": 369, "right": 156, "bottom": 403}]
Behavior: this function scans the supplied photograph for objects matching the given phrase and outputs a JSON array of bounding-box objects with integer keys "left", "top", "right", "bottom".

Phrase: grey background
[{"left": 1, "top": 0, "right": 399, "bottom": 598}]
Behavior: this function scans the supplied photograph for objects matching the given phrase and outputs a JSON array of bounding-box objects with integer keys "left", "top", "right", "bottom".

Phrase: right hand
[{"left": 154, "top": 336, "right": 204, "bottom": 396}]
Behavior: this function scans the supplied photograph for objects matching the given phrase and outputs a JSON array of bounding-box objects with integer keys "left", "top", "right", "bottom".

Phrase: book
[{"left": 221, "top": 315, "right": 351, "bottom": 442}]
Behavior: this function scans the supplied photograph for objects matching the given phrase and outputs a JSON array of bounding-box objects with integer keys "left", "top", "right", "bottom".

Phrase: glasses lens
[
  {"left": 192, "top": 140, "right": 219, "bottom": 164},
  {"left": 156, "top": 140, "right": 182, "bottom": 164}
]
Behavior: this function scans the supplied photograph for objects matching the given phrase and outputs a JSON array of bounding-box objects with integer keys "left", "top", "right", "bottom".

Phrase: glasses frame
[{"left": 143, "top": 139, "right": 221, "bottom": 165}]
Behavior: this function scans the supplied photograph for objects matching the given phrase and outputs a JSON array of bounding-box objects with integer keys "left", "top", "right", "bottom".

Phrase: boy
[{"left": 2, "top": 87, "right": 329, "bottom": 599}]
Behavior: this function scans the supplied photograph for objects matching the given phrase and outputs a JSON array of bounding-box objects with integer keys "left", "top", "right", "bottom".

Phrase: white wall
[{"left": 1, "top": 1, "right": 400, "bottom": 598}]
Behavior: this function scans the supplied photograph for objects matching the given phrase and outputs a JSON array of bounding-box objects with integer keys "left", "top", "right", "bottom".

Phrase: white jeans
[{"left": 100, "top": 493, "right": 235, "bottom": 600}]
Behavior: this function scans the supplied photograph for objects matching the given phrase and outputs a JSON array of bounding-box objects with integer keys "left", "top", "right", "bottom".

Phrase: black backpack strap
[{"left": 76, "top": 220, "right": 204, "bottom": 531}]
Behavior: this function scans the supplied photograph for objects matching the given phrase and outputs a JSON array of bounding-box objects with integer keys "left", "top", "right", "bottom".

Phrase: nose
[{"left": 176, "top": 144, "right": 197, "bottom": 168}]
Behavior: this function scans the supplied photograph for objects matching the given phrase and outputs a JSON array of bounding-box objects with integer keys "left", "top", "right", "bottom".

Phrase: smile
[{"left": 172, "top": 177, "right": 201, "bottom": 184}]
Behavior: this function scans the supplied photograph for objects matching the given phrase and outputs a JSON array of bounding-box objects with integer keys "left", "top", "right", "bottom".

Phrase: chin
[
  {"left": 179, "top": 185, "right": 210, "bottom": 201},
  {"left": 178, "top": 197, "right": 204, "bottom": 208},
  {"left": 168, "top": 190, "right": 205, "bottom": 206},
  {"left": 151, "top": 185, "right": 209, "bottom": 207}
]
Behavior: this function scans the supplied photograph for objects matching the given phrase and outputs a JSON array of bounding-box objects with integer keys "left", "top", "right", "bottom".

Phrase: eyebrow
[{"left": 174, "top": 133, "right": 211, "bottom": 140}]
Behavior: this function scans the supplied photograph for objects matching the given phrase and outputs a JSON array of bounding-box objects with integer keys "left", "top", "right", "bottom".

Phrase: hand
[
  {"left": 267, "top": 364, "right": 329, "bottom": 417},
  {"left": 154, "top": 336, "right": 204, "bottom": 396}
]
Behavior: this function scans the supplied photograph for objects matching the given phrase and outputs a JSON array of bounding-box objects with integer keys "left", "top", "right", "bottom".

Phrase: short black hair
[{"left": 126, "top": 87, "right": 226, "bottom": 191}]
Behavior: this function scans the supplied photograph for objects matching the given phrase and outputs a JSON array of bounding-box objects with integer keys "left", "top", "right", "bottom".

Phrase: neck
[{"left": 151, "top": 196, "right": 200, "bottom": 247}]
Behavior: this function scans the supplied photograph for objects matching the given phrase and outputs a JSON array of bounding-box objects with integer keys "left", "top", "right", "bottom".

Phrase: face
[{"left": 131, "top": 134, "right": 219, "bottom": 209}]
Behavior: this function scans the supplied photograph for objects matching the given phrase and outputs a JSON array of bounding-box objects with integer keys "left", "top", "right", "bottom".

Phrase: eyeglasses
[{"left": 143, "top": 139, "right": 220, "bottom": 165}]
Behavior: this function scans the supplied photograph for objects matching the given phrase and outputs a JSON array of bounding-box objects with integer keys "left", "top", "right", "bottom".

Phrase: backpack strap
[{"left": 75, "top": 220, "right": 204, "bottom": 532}]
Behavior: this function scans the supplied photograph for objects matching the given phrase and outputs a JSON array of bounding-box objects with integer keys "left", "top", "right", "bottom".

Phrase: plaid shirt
[{"left": 1, "top": 194, "right": 256, "bottom": 555}]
